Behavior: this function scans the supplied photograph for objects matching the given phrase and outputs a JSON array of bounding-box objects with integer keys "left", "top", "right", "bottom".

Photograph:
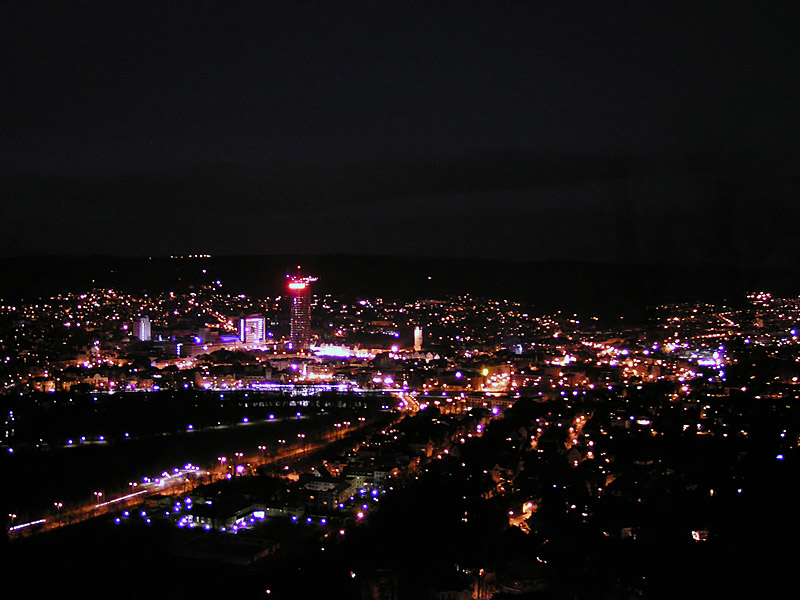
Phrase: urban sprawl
[{"left": 4, "top": 276, "right": 799, "bottom": 598}]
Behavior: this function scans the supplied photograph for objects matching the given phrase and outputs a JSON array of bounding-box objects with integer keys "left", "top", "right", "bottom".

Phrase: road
[{"left": 8, "top": 418, "right": 375, "bottom": 540}]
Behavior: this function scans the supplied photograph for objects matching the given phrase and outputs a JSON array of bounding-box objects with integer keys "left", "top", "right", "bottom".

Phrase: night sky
[{"left": 2, "top": 2, "right": 798, "bottom": 266}]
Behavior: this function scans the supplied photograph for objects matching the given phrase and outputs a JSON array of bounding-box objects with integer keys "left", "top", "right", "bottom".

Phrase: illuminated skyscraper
[
  {"left": 287, "top": 269, "right": 317, "bottom": 351},
  {"left": 414, "top": 326, "right": 423, "bottom": 352},
  {"left": 135, "top": 316, "right": 151, "bottom": 342}
]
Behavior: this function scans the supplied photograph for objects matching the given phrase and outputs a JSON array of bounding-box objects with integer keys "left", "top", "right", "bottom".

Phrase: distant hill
[{"left": 1, "top": 255, "right": 798, "bottom": 322}]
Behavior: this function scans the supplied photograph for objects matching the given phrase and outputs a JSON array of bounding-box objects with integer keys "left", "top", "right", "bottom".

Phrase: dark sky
[{"left": 2, "top": 2, "right": 799, "bottom": 266}]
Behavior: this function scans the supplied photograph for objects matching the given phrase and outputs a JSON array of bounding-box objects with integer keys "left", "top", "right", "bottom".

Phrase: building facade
[
  {"left": 287, "top": 272, "right": 317, "bottom": 351},
  {"left": 135, "top": 316, "right": 151, "bottom": 342},
  {"left": 239, "top": 315, "right": 266, "bottom": 344}
]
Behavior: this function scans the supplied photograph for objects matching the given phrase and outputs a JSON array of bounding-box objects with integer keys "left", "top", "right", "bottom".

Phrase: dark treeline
[
  {"left": 3, "top": 255, "right": 799, "bottom": 322},
  {"left": 5, "top": 389, "right": 376, "bottom": 448}
]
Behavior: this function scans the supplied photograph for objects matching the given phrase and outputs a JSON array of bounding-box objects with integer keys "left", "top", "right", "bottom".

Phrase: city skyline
[
  {"left": 5, "top": 271, "right": 800, "bottom": 597},
  {"left": 4, "top": 4, "right": 800, "bottom": 596}
]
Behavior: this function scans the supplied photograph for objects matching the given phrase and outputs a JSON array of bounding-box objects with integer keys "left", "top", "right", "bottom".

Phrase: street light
[
  {"left": 92, "top": 491, "right": 103, "bottom": 516},
  {"left": 53, "top": 502, "right": 64, "bottom": 525}
]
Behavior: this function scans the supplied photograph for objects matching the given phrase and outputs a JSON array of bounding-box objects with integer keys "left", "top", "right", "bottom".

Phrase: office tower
[
  {"left": 414, "top": 326, "right": 423, "bottom": 352},
  {"left": 287, "top": 270, "right": 317, "bottom": 351},
  {"left": 135, "top": 316, "right": 151, "bottom": 342},
  {"left": 239, "top": 315, "right": 266, "bottom": 344}
]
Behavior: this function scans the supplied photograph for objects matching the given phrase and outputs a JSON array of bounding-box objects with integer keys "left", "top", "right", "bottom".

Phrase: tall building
[
  {"left": 135, "top": 316, "right": 151, "bottom": 342},
  {"left": 287, "top": 270, "right": 317, "bottom": 351},
  {"left": 414, "top": 326, "right": 423, "bottom": 352},
  {"left": 239, "top": 315, "right": 266, "bottom": 344}
]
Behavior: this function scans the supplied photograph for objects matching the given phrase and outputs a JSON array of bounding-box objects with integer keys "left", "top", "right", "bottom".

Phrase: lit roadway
[
  {"left": 8, "top": 419, "right": 375, "bottom": 540},
  {"left": 396, "top": 391, "right": 420, "bottom": 414}
]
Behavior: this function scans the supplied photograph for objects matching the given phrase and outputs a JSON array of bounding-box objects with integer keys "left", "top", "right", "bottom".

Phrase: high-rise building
[
  {"left": 287, "top": 269, "right": 317, "bottom": 351},
  {"left": 135, "top": 316, "right": 151, "bottom": 342},
  {"left": 414, "top": 326, "right": 423, "bottom": 352},
  {"left": 239, "top": 315, "right": 266, "bottom": 344}
]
